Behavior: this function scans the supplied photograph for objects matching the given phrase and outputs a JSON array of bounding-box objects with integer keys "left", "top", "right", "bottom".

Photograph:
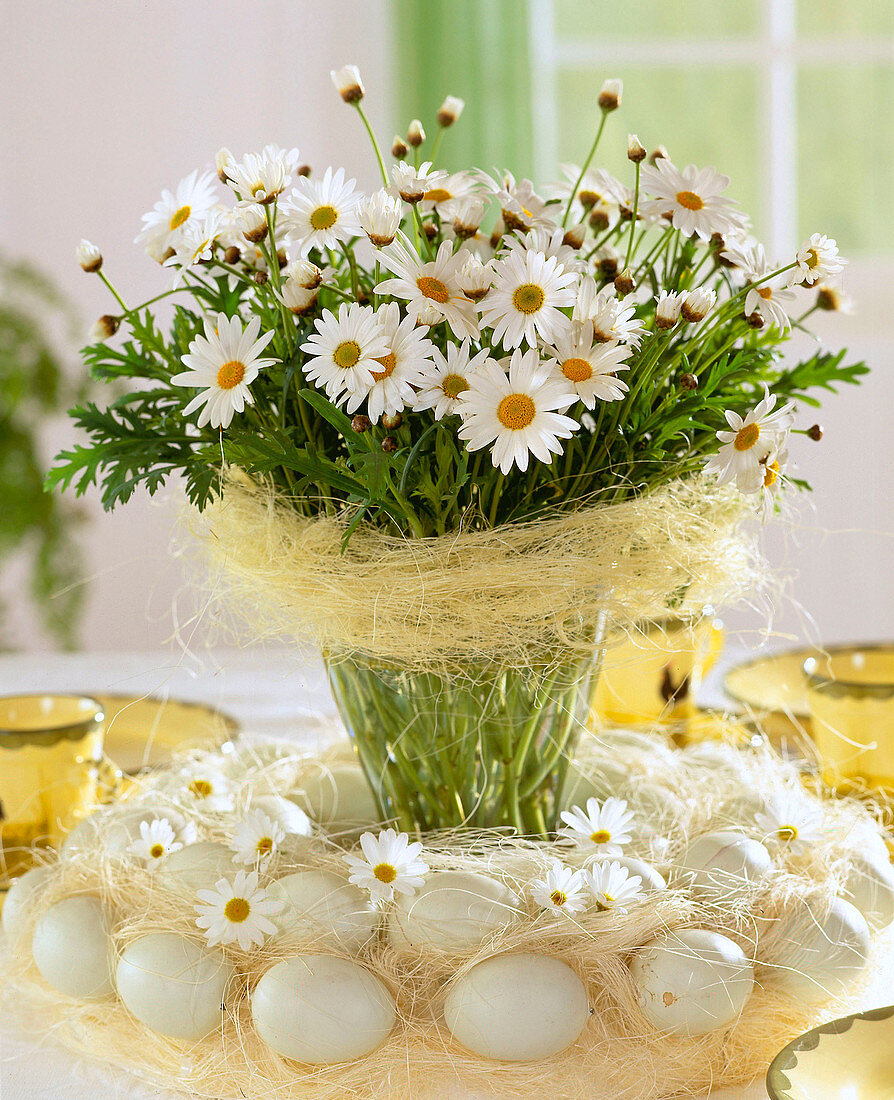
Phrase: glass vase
[{"left": 326, "top": 644, "right": 604, "bottom": 837}]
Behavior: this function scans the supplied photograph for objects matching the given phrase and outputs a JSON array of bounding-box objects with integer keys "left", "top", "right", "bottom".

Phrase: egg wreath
[{"left": 3, "top": 727, "right": 893, "bottom": 1100}]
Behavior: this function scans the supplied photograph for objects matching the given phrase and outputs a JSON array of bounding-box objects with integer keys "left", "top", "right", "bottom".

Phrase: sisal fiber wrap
[{"left": 192, "top": 472, "right": 759, "bottom": 669}]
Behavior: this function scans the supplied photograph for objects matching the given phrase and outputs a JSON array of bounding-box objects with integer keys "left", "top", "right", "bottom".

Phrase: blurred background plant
[{"left": 0, "top": 255, "right": 88, "bottom": 648}]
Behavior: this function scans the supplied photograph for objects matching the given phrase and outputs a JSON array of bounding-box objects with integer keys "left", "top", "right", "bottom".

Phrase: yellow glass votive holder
[
  {"left": 805, "top": 645, "right": 894, "bottom": 794},
  {"left": 0, "top": 694, "right": 105, "bottom": 884}
]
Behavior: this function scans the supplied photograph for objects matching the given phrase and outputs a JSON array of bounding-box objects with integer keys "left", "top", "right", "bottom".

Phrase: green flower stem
[
  {"left": 429, "top": 127, "right": 446, "bottom": 165},
  {"left": 562, "top": 111, "right": 608, "bottom": 229},
  {"left": 354, "top": 103, "right": 390, "bottom": 187},
  {"left": 98, "top": 271, "right": 129, "bottom": 313},
  {"left": 624, "top": 160, "right": 642, "bottom": 270}
]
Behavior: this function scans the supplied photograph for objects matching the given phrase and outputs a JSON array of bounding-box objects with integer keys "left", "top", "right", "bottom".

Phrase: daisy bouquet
[{"left": 50, "top": 68, "right": 866, "bottom": 834}]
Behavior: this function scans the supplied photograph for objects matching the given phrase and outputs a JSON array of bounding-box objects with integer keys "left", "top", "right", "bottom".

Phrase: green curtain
[{"left": 393, "top": 0, "right": 534, "bottom": 179}]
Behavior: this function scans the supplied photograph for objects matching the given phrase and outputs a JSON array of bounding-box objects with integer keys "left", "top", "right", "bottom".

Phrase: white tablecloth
[{"left": 2, "top": 648, "right": 892, "bottom": 1100}]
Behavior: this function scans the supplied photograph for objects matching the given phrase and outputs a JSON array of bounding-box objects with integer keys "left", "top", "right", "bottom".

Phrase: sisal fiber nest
[{"left": 189, "top": 471, "right": 761, "bottom": 670}]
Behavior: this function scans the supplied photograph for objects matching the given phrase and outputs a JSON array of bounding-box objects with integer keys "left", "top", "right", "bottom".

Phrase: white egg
[
  {"left": 268, "top": 871, "right": 379, "bottom": 950},
  {"left": 760, "top": 896, "right": 870, "bottom": 999},
  {"left": 444, "top": 953, "right": 590, "bottom": 1061},
  {"left": 630, "top": 928, "right": 754, "bottom": 1035},
  {"left": 156, "top": 842, "right": 237, "bottom": 894},
  {"left": 250, "top": 795, "right": 313, "bottom": 837},
  {"left": 388, "top": 871, "right": 519, "bottom": 951},
  {"left": 251, "top": 955, "right": 396, "bottom": 1063},
  {"left": 293, "top": 763, "right": 381, "bottom": 829},
  {"left": 116, "top": 933, "right": 234, "bottom": 1040},
  {"left": 841, "top": 853, "right": 894, "bottom": 930},
  {"left": 678, "top": 831, "right": 773, "bottom": 900},
  {"left": 2, "top": 864, "right": 54, "bottom": 942},
  {"left": 32, "top": 895, "right": 115, "bottom": 1000},
  {"left": 560, "top": 757, "right": 632, "bottom": 810},
  {"left": 590, "top": 727, "right": 676, "bottom": 765},
  {"left": 62, "top": 805, "right": 187, "bottom": 858},
  {"left": 614, "top": 856, "right": 667, "bottom": 896}
]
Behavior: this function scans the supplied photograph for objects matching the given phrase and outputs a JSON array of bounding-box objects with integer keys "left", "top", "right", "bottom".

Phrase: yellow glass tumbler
[{"left": 0, "top": 694, "right": 105, "bottom": 884}]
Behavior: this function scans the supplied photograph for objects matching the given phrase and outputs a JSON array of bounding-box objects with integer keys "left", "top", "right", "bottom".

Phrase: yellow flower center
[
  {"left": 216, "top": 360, "right": 246, "bottom": 390},
  {"left": 310, "top": 204, "right": 338, "bottom": 231},
  {"left": 676, "top": 190, "right": 704, "bottom": 211},
  {"left": 149, "top": 843, "right": 165, "bottom": 859},
  {"left": 562, "top": 357, "right": 593, "bottom": 383},
  {"left": 370, "top": 352, "right": 396, "bottom": 381},
  {"left": 777, "top": 824, "right": 797, "bottom": 841},
  {"left": 417, "top": 275, "right": 450, "bottom": 303},
  {"left": 734, "top": 422, "right": 761, "bottom": 451},
  {"left": 596, "top": 893, "right": 614, "bottom": 911},
  {"left": 334, "top": 340, "right": 362, "bottom": 369},
  {"left": 578, "top": 189, "right": 599, "bottom": 207},
  {"left": 442, "top": 372, "right": 469, "bottom": 400},
  {"left": 256, "top": 836, "right": 274, "bottom": 855},
  {"left": 757, "top": 286, "right": 773, "bottom": 300},
  {"left": 764, "top": 460, "right": 780, "bottom": 488},
  {"left": 550, "top": 889, "right": 567, "bottom": 907},
  {"left": 223, "top": 897, "right": 250, "bottom": 923},
  {"left": 496, "top": 393, "right": 536, "bottom": 430},
  {"left": 805, "top": 248, "right": 820, "bottom": 269},
  {"left": 373, "top": 862, "right": 397, "bottom": 883},
  {"left": 423, "top": 188, "right": 453, "bottom": 203},
  {"left": 590, "top": 829, "right": 611, "bottom": 844},
  {"left": 189, "top": 779, "right": 213, "bottom": 798},
  {"left": 169, "top": 205, "right": 191, "bottom": 230},
  {"left": 522, "top": 207, "right": 534, "bottom": 218},
  {"left": 512, "top": 283, "right": 546, "bottom": 314}
]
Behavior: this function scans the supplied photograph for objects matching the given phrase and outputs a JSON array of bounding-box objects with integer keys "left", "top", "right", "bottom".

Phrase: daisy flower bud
[
  {"left": 359, "top": 190, "right": 402, "bottom": 248},
  {"left": 331, "top": 64, "right": 365, "bottom": 104},
  {"left": 655, "top": 290, "right": 685, "bottom": 329},
  {"left": 215, "top": 147, "right": 235, "bottom": 184},
  {"left": 562, "top": 224, "right": 586, "bottom": 250},
  {"left": 649, "top": 145, "right": 669, "bottom": 164},
  {"left": 816, "top": 284, "right": 850, "bottom": 312},
  {"left": 627, "top": 134, "right": 647, "bottom": 163},
  {"left": 680, "top": 372, "right": 699, "bottom": 391},
  {"left": 391, "top": 161, "right": 446, "bottom": 204},
  {"left": 407, "top": 119, "right": 425, "bottom": 147},
  {"left": 297, "top": 164, "right": 312, "bottom": 178},
  {"left": 235, "top": 202, "right": 269, "bottom": 244},
  {"left": 436, "top": 95, "right": 465, "bottom": 127},
  {"left": 746, "top": 310, "right": 765, "bottom": 329},
  {"left": 795, "top": 232, "right": 846, "bottom": 286},
  {"left": 278, "top": 282, "right": 318, "bottom": 314},
  {"left": 382, "top": 435, "right": 399, "bottom": 453},
  {"left": 598, "top": 78, "right": 622, "bottom": 112},
  {"left": 681, "top": 287, "right": 717, "bottom": 323},
  {"left": 807, "top": 423, "right": 823, "bottom": 441},
  {"left": 254, "top": 270, "right": 269, "bottom": 285},
  {"left": 284, "top": 257, "right": 322, "bottom": 289},
  {"left": 89, "top": 314, "right": 119, "bottom": 341},
  {"left": 223, "top": 245, "right": 241, "bottom": 265},
  {"left": 76, "top": 239, "right": 102, "bottom": 273},
  {"left": 352, "top": 415, "right": 372, "bottom": 433},
  {"left": 392, "top": 135, "right": 409, "bottom": 160},
  {"left": 614, "top": 269, "right": 636, "bottom": 296},
  {"left": 452, "top": 197, "right": 487, "bottom": 239},
  {"left": 596, "top": 244, "right": 620, "bottom": 276},
  {"left": 381, "top": 411, "right": 403, "bottom": 431},
  {"left": 589, "top": 205, "right": 610, "bottom": 231},
  {"left": 457, "top": 255, "right": 493, "bottom": 302}
]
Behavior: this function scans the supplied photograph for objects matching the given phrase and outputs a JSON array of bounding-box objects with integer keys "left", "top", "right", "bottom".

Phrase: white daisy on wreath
[
  {"left": 135, "top": 169, "right": 219, "bottom": 263},
  {"left": 280, "top": 166, "right": 363, "bottom": 256},
  {"left": 587, "top": 859, "right": 645, "bottom": 913},
  {"left": 413, "top": 338, "right": 494, "bottom": 420},
  {"left": 176, "top": 764, "right": 236, "bottom": 813},
  {"left": 493, "top": 172, "right": 555, "bottom": 232},
  {"left": 172, "top": 311, "right": 278, "bottom": 430},
  {"left": 478, "top": 249, "right": 577, "bottom": 350},
  {"left": 703, "top": 385, "right": 794, "bottom": 490},
  {"left": 755, "top": 795, "right": 824, "bottom": 852},
  {"left": 559, "top": 796, "right": 635, "bottom": 857},
  {"left": 640, "top": 159, "right": 743, "bottom": 240},
  {"left": 530, "top": 859, "right": 589, "bottom": 916},
  {"left": 194, "top": 869, "right": 280, "bottom": 950},
  {"left": 343, "top": 828, "right": 429, "bottom": 904},
  {"left": 795, "top": 233, "right": 846, "bottom": 286},
  {"left": 350, "top": 302, "right": 435, "bottom": 420},
  {"left": 223, "top": 143, "right": 301, "bottom": 204},
  {"left": 458, "top": 348, "right": 579, "bottom": 474},
  {"left": 301, "top": 302, "right": 390, "bottom": 408},
  {"left": 230, "top": 809, "right": 286, "bottom": 867},
  {"left": 129, "top": 817, "right": 194, "bottom": 871},
  {"left": 545, "top": 325, "right": 631, "bottom": 406},
  {"left": 574, "top": 279, "right": 647, "bottom": 348},
  {"left": 501, "top": 226, "right": 586, "bottom": 273},
  {"left": 375, "top": 237, "right": 479, "bottom": 340}
]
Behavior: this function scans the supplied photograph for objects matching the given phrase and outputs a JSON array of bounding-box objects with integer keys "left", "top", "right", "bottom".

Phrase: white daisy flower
[
  {"left": 479, "top": 249, "right": 577, "bottom": 350},
  {"left": 655, "top": 290, "right": 686, "bottom": 329},
  {"left": 223, "top": 144, "right": 301, "bottom": 204},
  {"left": 640, "top": 159, "right": 743, "bottom": 240},
  {"left": 413, "top": 338, "right": 494, "bottom": 419},
  {"left": 756, "top": 444, "right": 789, "bottom": 521},
  {"left": 353, "top": 302, "right": 435, "bottom": 420},
  {"left": 458, "top": 348, "right": 578, "bottom": 474},
  {"left": 277, "top": 281, "right": 318, "bottom": 315},
  {"left": 681, "top": 287, "right": 717, "bottom": 323},
  {"left": 587, "top": 859, "right": 645, "bottom": 913},
  {"left": 574, "top": 279, "right": 647, "bottom": 348},
  {"left": 163, "top": 209, "right": 223, "bottom": 286},
  {"left": 722, "top": 239, "right": 797, "bottom": 331},
  {"left": 451, "top": 196, "right": 488, "bottom": 239},
  {"left": 546, "top": 164, "right": 625, "bottom": 223},
  {"left": 545, "top": 326, "right": 631, "bottom": 407},
  {"left": 502, "top": 226, "right": 586, "bottom": 273},
  {"left": 419, "top": 170, "right": 487, "bottom": 219},
  {"left": 282, "top": 257, "right": 323, "bottom": 289},
  {"left": 457, "top": 254, "right": 494, "bottom": 302},
  {"left": 300, "top": 302, "right": 390, "bottom": 408},
  {"left": 530, "top": 860, "right": 589, "bottom": 916},
  {"left": 358, "top": 189, "right": 403, "bottom": 248},
  {"left": 795, "top": 233, "right": 846, "bottom": 286},
  {"left": 172, "top": 312, "right": 278, "bottom": 430},
  {"left": 493, "top": 172, "right": 555, "bottom": 233},
  {"left": 704, "top": 386, "right": 794, "bottom": 490},
  {"left": 230, "top": 810, "right": 285, "bottom": 867},
  {"left": 136, "top": 169, "right": 219, "bottom": 262},
  {"left": 129, "top": 818, "right": 185, "bottom": 871},
  {"left": 343, "top": 828, "right": 429, "bottom": 904},
  {"left": 194, "top": 869, "right": 280, "bottom": 950},
  {"left": 558, "top": 796, "right": 635, "bottom": 857},
  {"left": 391, "top": 161, "right": 448, "bottom": 204},
  {"left": 233, "top": 201, "right": 269, "bottom": 244},
  {"left": 280, "top": 166, "right": 363, "bottom": 256},
  {"left": 76, "top": 239, "right": 102, "bottom": 273},
  {"left": 755, "top": 795, "right": 824, "bottom": 851},
  {"left": 177, "top": 764, "right": 236, "bottom": 813},
  {"left": 331, "top": 64, "right": 364, "bottom": 103},
  {"left": 436, "top": 94, "right": 465, "bottom": 127},
  {"left": 375, "top": 238, "right": 479, "bottom": 340}
]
